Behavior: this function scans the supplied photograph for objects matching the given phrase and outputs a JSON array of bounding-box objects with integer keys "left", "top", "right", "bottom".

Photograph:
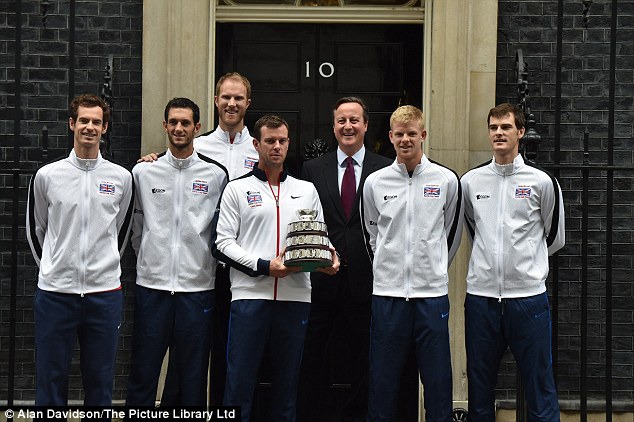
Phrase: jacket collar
[
  {"left": 216, "top": 125, "right": 251, "bottom": 145},
  {"left": 251, "top": 165, "right": 289, "bottom": 183},
  {"left": 392, "top": 153, "right": 430, "bottom": 175},
  {"left": 69, "top": 149, "right": 102, "bottom": 170},
  {"left": 165, "top": 149, "right": 198, "bottom": 169},
  {"left": 490, "top": 154, "right": 524, "bottom": 176}
]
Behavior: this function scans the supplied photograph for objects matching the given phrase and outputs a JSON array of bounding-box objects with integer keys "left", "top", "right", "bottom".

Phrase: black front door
[
  {"left": 215, "top": 23, "right": 423, "bottom": 420},
  {"left": 216, "top": 22, "right": 424, "bottom": 175}
]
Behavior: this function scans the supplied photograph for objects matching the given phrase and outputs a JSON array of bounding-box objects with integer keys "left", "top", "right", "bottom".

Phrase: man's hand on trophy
[
  {"left": 316, "top": 246, "right": 340, "bottom": 276},
  {"left": 270, "top": 248, "right": 302, "bottom": 278}
]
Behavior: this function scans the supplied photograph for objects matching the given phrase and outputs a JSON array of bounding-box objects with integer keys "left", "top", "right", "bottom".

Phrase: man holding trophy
[{"left": 211, "top": 115, "right": 340, "bottom": 421}]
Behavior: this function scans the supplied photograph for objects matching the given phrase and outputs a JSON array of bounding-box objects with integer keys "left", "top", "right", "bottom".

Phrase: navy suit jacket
[{"left": 301, "top": 149, "right": 392, "bottom": 303}]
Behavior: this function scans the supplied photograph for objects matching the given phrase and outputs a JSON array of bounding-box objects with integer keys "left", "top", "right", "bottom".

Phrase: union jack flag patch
[
  {"left": 244, "top": 158, "right": 257, "bottom": 169},
  {"left": 247, "top": 193, "right": 262, "bottom": 207},
  {"left": 192, "top": 180, "right": 209, "bottom": 194},
  {"left": 515, "top": 186, "right": 532, "bottom": 198},
  {"left": 424, "top": 185, "right": 441, "bottom": 198},
  {"left": 99, "top": 182, "right": 115, "bottom": 195}
]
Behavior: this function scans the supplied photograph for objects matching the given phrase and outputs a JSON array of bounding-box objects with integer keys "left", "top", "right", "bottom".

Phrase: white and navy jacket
[
  {"left": 461, "top": 154, "right": 565, "bottom": 299},
  {"left": 131, "top": 150, "right": 227, "bottom": 293},
  {"left": 26, "top": 150, "right": 134, "bottom": 295},
  {"left": 194, "top": 126, "right": 259, "bottom": 180},
  {"left": 361, "top": 155, "right": 463, "bottom": 299},
  {"left": 212, "top": 166, "right": 324, "bottom": 302}
]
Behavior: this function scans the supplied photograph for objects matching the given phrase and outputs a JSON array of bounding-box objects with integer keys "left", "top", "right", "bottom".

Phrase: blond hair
[
  {"left": 390, "top": 105, "right": 425, "bottom": 131},
  {"left": 215, "top": 72, "right": 251, "bottom": 99}
]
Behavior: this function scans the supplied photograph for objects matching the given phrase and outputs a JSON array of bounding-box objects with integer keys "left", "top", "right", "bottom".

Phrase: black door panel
[{"left": 216, "top": 23, "right": 423, "bottom": 175}]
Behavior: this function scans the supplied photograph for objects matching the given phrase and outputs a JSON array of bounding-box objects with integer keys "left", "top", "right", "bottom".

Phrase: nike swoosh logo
[
  {"left": 441, "top": 312, "right": 449, "bottom": 318},
  {"left": 534, "top": 311, "right": 547, "bottom": 319},
  {"left": 203, "top": 307, "right": 213, "bottom": 313},
  {"left": 291, "top": 195, "right": 302, "bottom": 199},
  {"left": 301, "top": 319, "right": 308, "bottom": 325}
]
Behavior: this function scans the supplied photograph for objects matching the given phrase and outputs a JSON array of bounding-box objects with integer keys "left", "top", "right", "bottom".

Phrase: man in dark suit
[{"left": 298, "top": 97, "right": 392, "bottom": 422}]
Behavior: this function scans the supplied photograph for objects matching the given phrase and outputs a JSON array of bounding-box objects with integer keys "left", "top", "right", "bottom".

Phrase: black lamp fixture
[
  {"left": 41, "top": 0, "right": 51, "bottom": 27},
  {"left": 515, "top": 49, "right": 542, "bottom": 164},
  {"left": 582, "top": 0, "right": 593, "bottom": 29}
]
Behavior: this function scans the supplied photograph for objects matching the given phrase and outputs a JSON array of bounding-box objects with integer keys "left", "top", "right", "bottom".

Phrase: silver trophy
[{"left": 284, "top": 209, "right": 332, "bottom": 272}]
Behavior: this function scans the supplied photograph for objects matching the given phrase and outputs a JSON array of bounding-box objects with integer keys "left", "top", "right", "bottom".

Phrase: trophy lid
[{"left": 297, "top": 208, "right": 318, "bottom": 221}]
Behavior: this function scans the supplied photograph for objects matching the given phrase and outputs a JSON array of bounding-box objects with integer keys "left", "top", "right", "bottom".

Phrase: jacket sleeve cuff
[{"left": 257, "top": 259, "right": 270, "bottom": 276}]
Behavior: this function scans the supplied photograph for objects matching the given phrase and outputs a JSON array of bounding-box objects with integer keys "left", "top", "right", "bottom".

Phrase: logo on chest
[
  {"left": 424, "top": 185, "right": 441, "bottom": 198},
  {"left": 244, "top": 157, "right": 257, "bottom": 170},
  {"left": 246, "top": 190, "right": 262, "bottom": 207},
  {"left": 99, "top": 182, "right": 115, "bottom": 195},
  {"left": 192, "top": 180, "right": 209, "bottom": 194},
  {"left": 515, "top": 186, "right": 532, "bottom": 198}
]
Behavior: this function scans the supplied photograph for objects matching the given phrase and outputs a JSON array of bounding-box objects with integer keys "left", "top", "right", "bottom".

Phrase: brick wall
[
  {"left": 0, "top": 0, "right": 142, "bottom": 402},
  {"left": 496, "top": 0, "right": 633, "bottom": 406}
]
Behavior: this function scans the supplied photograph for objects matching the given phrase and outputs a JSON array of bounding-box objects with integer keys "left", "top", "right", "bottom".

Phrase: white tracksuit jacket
[
  {"left": 194, "top": 126, "right": 259, "bottom": 180},
  {"left": 131, "top": 150, "right": 228, "bottom": 292},
  {"left": 461, "top": 154, "right": 565, "bottom": 299},
  {"left": 361, "top": 155, "right": 463, "bottom": 299},
  {"left": 26, "top": 150, "right": 134, "bottom": 294},
  {"left": 212, "top": 167, "right": 324, "bottom": 302}
]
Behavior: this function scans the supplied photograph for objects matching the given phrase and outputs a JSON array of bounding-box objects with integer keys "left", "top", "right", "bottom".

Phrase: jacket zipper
[
  {"left": 274, "top": 195, "right": 280, "bottom": 300},
  {"left": 405, "top": 175, "right": 413, "bottom": 301},
  {"left": 228, "top": 141, "right": 234, "bottom": 179},
  {"left": 496, "top": 173, "right": 507, "bottom": 301},
  {"left": 266, "top": 173, "right": 281, "bottom": 300},
  {"left": 170, "top": 162, "right": 184, "bottom": 294},
  {"left": 79, "top": 160, "right": 91, "bottom": 297}
]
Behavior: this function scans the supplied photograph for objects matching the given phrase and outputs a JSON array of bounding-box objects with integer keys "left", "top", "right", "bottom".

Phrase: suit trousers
[{"left": 297, "top": 267, "right": 372, "bottom": 422}]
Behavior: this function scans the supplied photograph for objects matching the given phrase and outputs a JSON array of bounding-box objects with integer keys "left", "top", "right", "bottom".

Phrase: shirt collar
[{"left": 337, "top": 145, "right": 365, "bottom": 167}]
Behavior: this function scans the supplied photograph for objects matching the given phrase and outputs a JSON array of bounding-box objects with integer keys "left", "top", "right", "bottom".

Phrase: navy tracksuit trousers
[
  {"left": 34, "top": 288, "right": 122, "bottom": 407},
  {"left": 465, "top": 292, "right": 560, "bottom": 422}
]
